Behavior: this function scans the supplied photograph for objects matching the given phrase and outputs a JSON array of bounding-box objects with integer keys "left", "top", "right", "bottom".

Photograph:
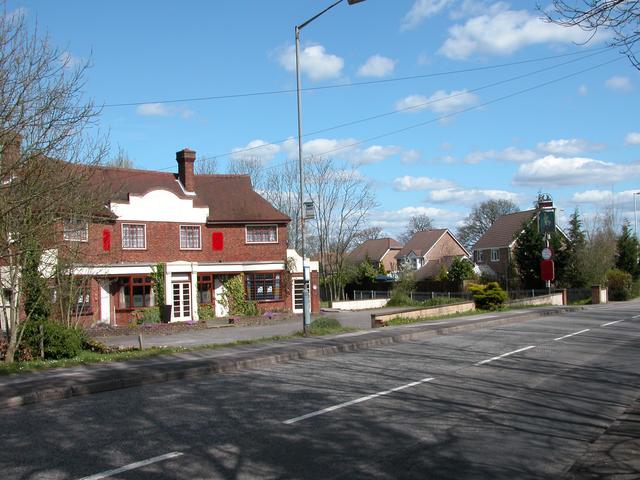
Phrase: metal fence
[
  {"left": 353, "top": 288, "right": 574, "bottom": 302},
  {"left": 352, "top": 290, "right": 472, "bottom": 301}
]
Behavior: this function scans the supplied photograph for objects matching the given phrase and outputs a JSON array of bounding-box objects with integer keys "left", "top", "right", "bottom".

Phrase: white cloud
[
  {"left": 605, "top": 75, "right": 633, "bottom": 92},
  {"left": 351, "top": 145, "right": 402, "bottom": 165},
  {"left": 393, "top": 175, "right": 456, "bottom": 191},
  {"left": 514, "top": 155, "right": 640, "bottom": 186},
  {"left": 401, "top": 0, "right": 453, "bottom": 31},
  {"left": 464, "top": 147, "right": 536, "bottom": 164},
  {"left": 357, "top": 55, "right": 397, "bottom": 77},
  {"left": 571, "top": 190, "right": 613, "bottom": 204},
  {"left": 60, "top": 51, "right": 82, "bottom": 69},
  {"left": 449, "top": 0, "right": 507, "bottom": 20},
  {"left": 439, "top": 7, "right": 594, "bottom": 60},
  {"left": 371, "top": 206, "right": 458, "bottom": 232},
  {"left": 395, "top": 89, "right": 479, "bottom": 114},
  {"left": 537, "top": 138, "right": 604, "bottom": 155},
  {"left": 136, "top": 103, "right": 170, "bottom": 117},
  {"left": 277, "top": 44, "right": 343, "bottom": 81},
  {"left": 428, "top": 188, "right": 519, "bottom": 205},
  {"left": 136, "top": 103, "right": 194, "bottom": 119},
  {"left": 401, "top": 149, "right": 422, "bottom": 164},
  {"left": 625, "top": 132, "right": 640, "bottom": 145},
  {"left": 283, "top": 137, "right": 357, "bottom": 160},
  {"left": 231, "top": 139, "right": 280, "bottom": 161},
  {"left": 578, "top": 84, "right": 588, "bottom": 96}
]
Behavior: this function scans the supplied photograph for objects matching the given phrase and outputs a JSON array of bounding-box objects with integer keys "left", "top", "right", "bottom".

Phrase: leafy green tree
[
  {"left": 447, "top": 257, "right": 475, "bottom": 288},
  {"left": 513, "top": 215, "right": 545, "bottom": 289},
  {"left": 615, "top": 220, "right": 639, "bottom": 279},
  {"left": 563, "top": 209, "right": 588, "bottom": 288},
  {"left": 354, "top": 258, "right": 378, "bottom": 289},
  {"left": 21, "top": 239, "right": 51, "bottom": 323}
]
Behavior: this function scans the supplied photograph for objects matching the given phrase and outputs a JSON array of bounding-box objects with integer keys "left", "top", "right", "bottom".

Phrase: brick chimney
[{"left": 176, "top": 148, "right": 196, "bottom": 192}]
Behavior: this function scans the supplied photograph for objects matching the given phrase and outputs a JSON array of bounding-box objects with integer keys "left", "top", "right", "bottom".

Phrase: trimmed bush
[
  {"left": 606, "top": 268, "right": 633, "bottom": 301},
  {"left": 131, "top": 307, "right": 161, "bottom": 325},
  {"left": 198, "top": 304, "right": 216, "bottom": 320},
  {"left": 469, "top": 282, "right": 507, "bottom": 310},
  {"left": 20, "top": 320, "right": 85, "bottom": 360}
]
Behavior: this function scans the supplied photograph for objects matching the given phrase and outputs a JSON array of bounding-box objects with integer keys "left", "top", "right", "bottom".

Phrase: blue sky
[{"left": 10, "top": 0, "right": 640, "bottom": 238}]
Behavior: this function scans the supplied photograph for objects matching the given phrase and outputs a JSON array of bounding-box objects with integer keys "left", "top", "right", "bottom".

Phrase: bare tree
[
  {"left": 0, "top": 7, "right": 108, "bottom": 362},
  {"left": 227, "top": 156, "right": 265, "bottom": 189},
  {"left": 262, "top": 160, "right": 302, "bottom": 250},
  {"left": 306, "top": 157, "right": 378, "bottom": 302},
  {"left": 106, "top": 145, "right": 134, "bottom": 169},
  {"left": 543, "top": 1, "right": 640, "bottom": 69},
  {"left": 194, "top": 154, "right": 218, "bottom": 175},
  {"left": 400, "top": 214, "right": 433, "bottom": 244},
  {"left": 457, "top": 199, "right": 519, "bottom": 249}
]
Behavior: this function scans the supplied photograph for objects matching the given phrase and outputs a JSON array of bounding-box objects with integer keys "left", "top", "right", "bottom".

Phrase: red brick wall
[{"left": 72, "top": 222, "right": 288, "bottom": 265}]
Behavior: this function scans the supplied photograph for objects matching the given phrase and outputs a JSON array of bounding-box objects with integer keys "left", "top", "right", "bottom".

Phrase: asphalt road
[{"left": 1, "top": 302, "right": 638, "bottom": 479}]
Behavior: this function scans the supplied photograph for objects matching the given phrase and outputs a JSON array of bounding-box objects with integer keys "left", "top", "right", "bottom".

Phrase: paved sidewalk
[{"left": 98, "top": 306, "right": 429, "bottom": 348}]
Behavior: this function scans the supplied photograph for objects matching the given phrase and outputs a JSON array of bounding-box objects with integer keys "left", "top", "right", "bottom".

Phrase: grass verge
[{"left": 0, "top": 317, "right": 354, "bottom": 375}]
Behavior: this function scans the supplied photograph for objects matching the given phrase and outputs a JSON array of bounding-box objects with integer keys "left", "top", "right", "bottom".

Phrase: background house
[
  {"left": 395, "top": 229, "right": 470, "bottom": 281},
  {"left": 472, "top": 195, "right": 564, "bottom": 287},
  {"left": 346, "top": 238, "right": 402, "bottom": 275}
]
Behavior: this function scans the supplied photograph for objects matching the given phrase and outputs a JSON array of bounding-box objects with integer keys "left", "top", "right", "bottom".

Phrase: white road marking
[
  {"left": 632, "top": 314, "right": 640, "bottom": 319},
  {"left": 601, "top": 320, "right": 624, "bottom": 327},
  {"left": 77, "top": 452, "right": 184, "bottom": 480},
  {"left": 475, "top": 345, "right": 536, "bottom": 366},
  {"left": 283, "top": 377, "right": 435, "bottom": 425},
  {"left": 554, "top": 329, "right": 590, "bottom": 341}
]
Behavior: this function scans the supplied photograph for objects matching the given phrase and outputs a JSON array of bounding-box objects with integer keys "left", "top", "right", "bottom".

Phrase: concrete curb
[{"left": 0, "top": 306, "right": 584, "bottom": 409}]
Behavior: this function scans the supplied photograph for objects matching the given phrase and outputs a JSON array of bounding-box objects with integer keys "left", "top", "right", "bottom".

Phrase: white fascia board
[{"left": 74, "top": 261, "right": 288, "bottom": 277}]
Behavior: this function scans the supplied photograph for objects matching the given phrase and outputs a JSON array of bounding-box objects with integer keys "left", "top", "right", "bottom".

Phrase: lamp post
[
  {"left": 295, "top": 0, "right": 366, "bottom": 334},
  {"left": 634, "top": 192, "right": 640, "bottom": 239}
]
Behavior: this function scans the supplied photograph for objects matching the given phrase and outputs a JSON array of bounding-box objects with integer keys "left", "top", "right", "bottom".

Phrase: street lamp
[
  {"left": 635, "top": 192, "right": 640, "bottom": 239},
  {"left": 295, "top": 0, "right": 366, "bottom": 334}
]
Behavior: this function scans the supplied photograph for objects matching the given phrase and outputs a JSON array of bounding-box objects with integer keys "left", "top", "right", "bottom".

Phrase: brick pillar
[{"left": 591, "top": 285, "right": 601, "bottom": 305}]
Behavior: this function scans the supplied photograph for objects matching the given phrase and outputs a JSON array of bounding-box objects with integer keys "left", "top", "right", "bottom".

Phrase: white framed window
[
  {"left": 476, "top": 250, "right": 484, "bottom": 262},
  {"left": 246, "top": 225, "right": 278, "bottom": 244},
  {"left": 122, "top": 223, "right": 146, "bottom": 250},
  {"left": 180, "top": 225, "right": 201, "bottom": 250},
  {"left": 63, "top": 218, "right": 89, "bottom": 242},
  {"left": 491, "top": 249, "right": 499, "bottom": 262}
]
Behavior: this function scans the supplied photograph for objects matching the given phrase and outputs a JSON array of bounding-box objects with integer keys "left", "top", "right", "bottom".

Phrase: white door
[
  {"left": 99, "top": 280, "right": 111, "bottom": 324},
  {"left": 172, "top": 282, "right": 192, "bottom": 321},
  {"left": 214, "top": 276, "right": 229, "bottom": 317}
]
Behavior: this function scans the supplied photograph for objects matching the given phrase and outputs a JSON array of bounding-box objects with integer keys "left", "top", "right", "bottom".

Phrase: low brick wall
[
  {"left": 506, "top": 292, "right": 564, "bottom": 308},
  {"left": 371, "top": 301, "right": 475, "bottom": 328},
  {"left": 331, "top": 298, "right": 389, "bottom": 311}
]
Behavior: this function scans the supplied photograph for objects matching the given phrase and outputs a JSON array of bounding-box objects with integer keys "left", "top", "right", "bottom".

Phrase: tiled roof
[
  {"left": 347, "top": 238, "right": 401, "bottom": 263},
  {"left": 472, "top": 209, "right": 535, "bottom": 250},
  {"left": 88, "top": 165, "right": 290, "bottom": 223},
  {"left": 397, "top": 229, "right": 448, "bottom": 258}
]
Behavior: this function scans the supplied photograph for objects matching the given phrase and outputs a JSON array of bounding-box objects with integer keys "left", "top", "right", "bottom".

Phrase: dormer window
[{"left": 63, "top": 218, "right": 89, "bottom": 242}]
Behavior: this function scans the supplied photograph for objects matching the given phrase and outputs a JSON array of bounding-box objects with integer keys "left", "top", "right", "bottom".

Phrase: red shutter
[
  {"left": 102, "top": 229, "right": 111, "bottom": 252},
  {"left": 212, "top": 232, "right": 223, "bottom": 251}
]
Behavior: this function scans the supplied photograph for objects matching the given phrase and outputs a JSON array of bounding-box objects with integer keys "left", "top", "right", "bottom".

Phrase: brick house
[
  {"left": 395, "top": 229, "right": 470, "bottom": 281},
  {"left": 472, "top": 197, "right": 565, "bottom": 285},
  {"left": 52, "top": 148, "right": 319, "bottom": 326},
  {"left": 346, "top": 238, "right": 402, "bottom": 274}
]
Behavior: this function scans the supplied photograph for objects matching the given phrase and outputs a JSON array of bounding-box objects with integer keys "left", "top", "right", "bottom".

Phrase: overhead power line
[
  {"left": 207, "top": 47, "right": 613, "bottom": 161},
  {"left": 102, "top": 46, "right": 613, "bottom": 108}
]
